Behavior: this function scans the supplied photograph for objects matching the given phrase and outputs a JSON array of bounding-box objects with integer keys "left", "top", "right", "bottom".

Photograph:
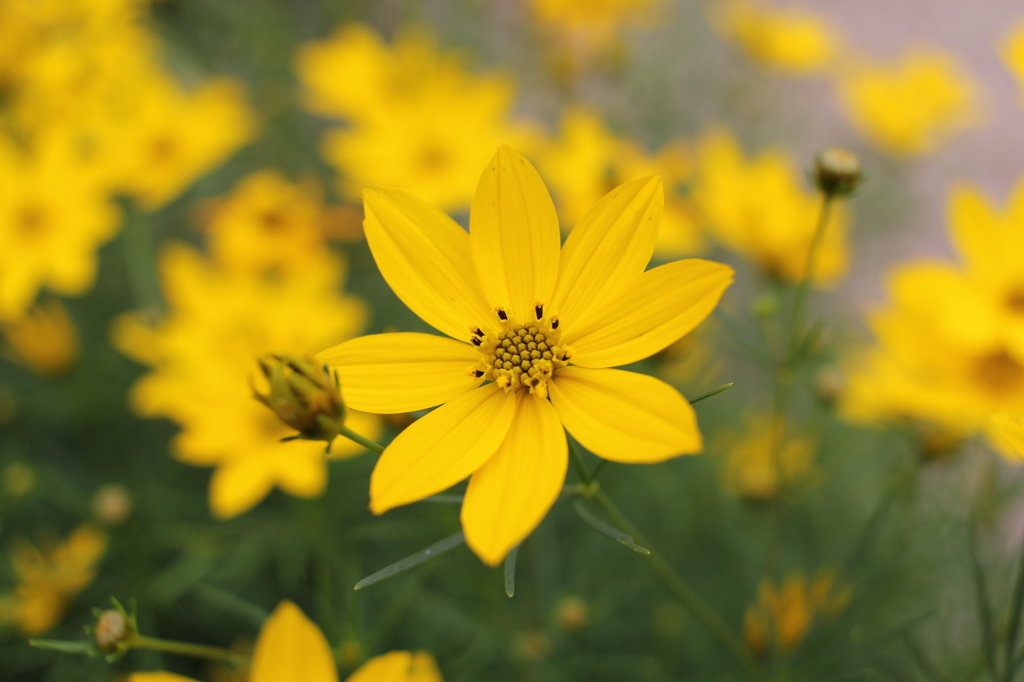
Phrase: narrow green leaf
[
  {"left": 1004, "top": 538, "right": 1024, "bottom": 679},
  {"left": 689, "top": 383, "right": 734, "bottom": 405},
  {"left": 29, "top": 639, "right": 97, "bottom": 655},
  {"left": 504, "top": 545, "right": 519, "bottom": 598},
  {"left": 420, "top": 494, "right": 464, "bottom": 504},
  {"left": 354, "top": 532, "right": 465, "bottom": 590},
  {"left": 195, "top": 583, "right": 269, "bottom": 628},
  {"left": 573, "top": 501, "right": 650, "bottom": 555},
  {"left": 969, "top": 527, "right": 999, "bottom": 680}
]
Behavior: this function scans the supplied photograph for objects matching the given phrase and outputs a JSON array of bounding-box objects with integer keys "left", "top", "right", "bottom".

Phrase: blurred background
[{"left": 3, "top": 0, "right": 1024, "bottom": 680}]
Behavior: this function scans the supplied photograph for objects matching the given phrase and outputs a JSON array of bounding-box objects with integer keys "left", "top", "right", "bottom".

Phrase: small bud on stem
[
  {"left": 253, "top": 354, "right": 347, "bottom": 446},
  {"left": 813, "top": 147, "right": 863, "bottom": 197}
]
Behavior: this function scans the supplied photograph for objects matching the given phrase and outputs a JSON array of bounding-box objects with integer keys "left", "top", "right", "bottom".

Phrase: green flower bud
[
  {"left": 254, "top": 354, "right": 346, "bottom": 444},
  {"left": 813, "top": 147, "right": 863, "bottom": 197}
]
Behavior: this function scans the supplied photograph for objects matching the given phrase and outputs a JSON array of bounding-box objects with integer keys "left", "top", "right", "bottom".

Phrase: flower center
[{"left": 467, "top": 305, "right": 572, "bottom": 399}]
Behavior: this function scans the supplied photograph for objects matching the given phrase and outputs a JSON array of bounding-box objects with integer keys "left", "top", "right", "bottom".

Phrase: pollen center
[{"left": 467, "top": 307, "right": 572, "bottom": 399}]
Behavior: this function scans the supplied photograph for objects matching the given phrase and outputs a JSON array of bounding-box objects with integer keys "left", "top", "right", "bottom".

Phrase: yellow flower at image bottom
[
  {"left": 320, "top": 147, "right": 733, "bottom": 565},
  {"left": 1, "top": 297, "right": 78, "bottom": 377},
  {"left": 129, "top": 601, "right": 442, "bottom": 682}
]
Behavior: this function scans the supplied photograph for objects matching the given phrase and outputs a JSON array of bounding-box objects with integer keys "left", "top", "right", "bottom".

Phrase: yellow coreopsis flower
[
  {"left": 1, "top": 298, "right": 78, "bottom": 377},
  {"left": 129, "top": 601, "right": 443, "bottom": 682},
  {"left": 710, "top": 0, "right": 839, "bottom": 74},
  {"left": 538, "top": 108, "right": 705, "bottom": 257},
  {"left": 0, "top": 524, "right": 107, "bottom": 635},
  {"left": 836, "top": 49, "right": 977, "bottom": 156},
  {"left": 112, "top": 244, "right": 380, "bottom": 519},
  {"left": 320, "top": 147, "right": 733, "bottom": 565},
  {"left": 1002, "top": 24, "right": 1024, "bottom": 103},
  {"left": 529, "top": 0, "right": 662, "bottom": 50},
  {"left": 0, "top": 132, "right": 120, "bottom": 320},
  {"left": 722, "top": 415, "right": 814, "bottom": 502},
  {"left": 842, "top": 181, "right": 1024, "bottom": 457},
  {"left": 297, "top": 25, "right": 539, "bottom": 211},
  {"left": 692, "top": 129, "right": 848, "bottom": 286},
  {"left": 743, "top": 571, "right": 850, "bottom": 658}
]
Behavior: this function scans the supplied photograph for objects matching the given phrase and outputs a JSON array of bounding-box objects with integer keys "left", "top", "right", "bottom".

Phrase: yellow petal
[
  {"left": 988, "top": 412, "right": 1024, "bottom": 462},
  {"left": 364, "top": 188, "right": 492, "bottom": 341},
  {"left": 470, "top": 146, "right": 561, "bottom": 323},
  {"left": 319, "top": 333, "right": 482, "bottom": 414},
  {"left": 251, "top": 601, "right": 339, "bottom": 682},
  {"left": 948, "top": 184, "right": 1000, "bottom": 271},
  {"left": 209, "top": 460, "right": 276, "bottom": 520},
  {"left": 461, "top": 394, "right": 568, "bottom": 566},
  {"left": 550, "top": 176, "right": 663, "bottom": 331},
  {"left": 549, "top": 367, "right": 701, "bottom": 462},
  {"left": 346, "top": 651, "right": 443, "bottom": 682},
  {"left": 370, "top": 384, "right": 517, "bottom": 514},
  {"left": 565, "top": 259, "right": 733, "bottom": 368},
  {"left": 128, "top": 675, "right": 199, "bottom": 682}
]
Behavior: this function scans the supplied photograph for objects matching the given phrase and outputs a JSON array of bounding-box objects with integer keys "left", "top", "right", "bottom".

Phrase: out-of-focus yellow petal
[
  {"left": 948, "top": 184, "right": 1001, "bottom": 271},
  {"left": 462, "top": 394, "right": 567, "bottom": 566},
  {"left": 549, "top": 367, "right": 701, "bottom": 462},
  {"left": 209, "top": 460, "right": 277, "bottom": 520},
  {"left": 566, "top": 259, "right": 733, "bottom": 368},
  {"left": 370, "top": 384, "right": 517, "bottom": 514},
  {"left": 550, "top": 176, "right": 663, "bottom": 331},
  {"left": 251, "top": 601, "right": 339, "bottom": 682},
  {"left": 128, "top": 674, "right": 200, "bottom": 682},
  {"left": 470, "top": 146, "right": 560, "bottom": 323},
  {"left": 364, "top": 188, "right": 492, "bottom": 340},
  {"left": 318, "top": 333, "right": 481, "bottom": 414},
  {"left": 988, "top": 412, "right": 1024, "bottom": 461},
  {"left": 346, "top": 651, "right": 443, "bottom": 682}
]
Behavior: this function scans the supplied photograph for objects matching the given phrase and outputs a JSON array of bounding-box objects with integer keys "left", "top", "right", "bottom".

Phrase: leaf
[
  {"left": 573, "top": 500, "right": 650, "bottom": 555},
  {"left": 420, "top": 494, "right": 464, "bottom": 504},
  {"left": 354, "top": 532, "right": 466, "bottom": 590},
  {"left": 29, "top": 639, "right": 98, "bottom": 656},
  {"left": 688, "top": 383, "right": 734, "bottom": 405},
  {"left": 504, "top": 545, "right": 519, "bottom": 598},
  {"left": 194, "top": 583, "right": 269, "bottom": 628}
]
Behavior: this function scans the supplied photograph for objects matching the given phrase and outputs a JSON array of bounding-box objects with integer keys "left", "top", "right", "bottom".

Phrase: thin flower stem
[
  {"left": 591, "top": 489, "right": 760, "bottom": 676},
  {"left": 786, "top": 193, "right": 834, "bottom": 365},
  {"left": 122, "top": 207, "right": 163, "bottom": 312},
  {"left": 569, "top": 441, "right": 593, "bottom": 485},
  {"left": 1005, "top": 536, "right": 1024, "bottom": 681},
  {"left": 338, "top": 426, "right": 385, "bottom": 454},
  {"left": 130, "top": 634, "right": 248, "bottom": 664}
]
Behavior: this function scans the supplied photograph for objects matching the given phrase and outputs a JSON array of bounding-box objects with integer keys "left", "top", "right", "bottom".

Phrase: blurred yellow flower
[
  {"left": 204, "top": 170, "right": 328, "bottom": 276},
  {"left": 538, "top": 108, "right": 705, "bottom": 257},
  {"left": 722, "top": 415, "right": 814, "bottom": 501},
  {"left": 297, "top": 25, "right": 539, "bottom": 211},
  {"left": 0, "top": 524, "right": 107, "bottom": 635},
  {"left": 1002, "top": 24, "right": 1024, "bottom": 103},
  {"left": 842, "top": 181, "right": 1024, "bottom": 457},
  {"left": 693, "top": 129, "right": 848, "bottom": 285},
  {"left": 320, "top": 147, "right": 732, "bottom": 565},
  {"left": 101, "top": 76, "right": 255, "bottom": 210},
  {"left": 743, "top": 570, "right": 850, "bottom": 658},
  {"left": 529, "top": 0, "right": 661, "bottom": 50},
  {"left": 130, "top": 601, "right": 444, "bottom": 682},
  {"left": 1, "top": 298, "right": 78, "bottom": 377},
  {"left": 710, "top": 0, "right": 839, "bottom": 74},
  {"left": 0, "top": 132, "right": 120, "bottom": 320},
  {"left": 836, "top": 49, "right": 978, "bottom": 156},
  {"left": 989, "top": 412, "right": 1024, "bottom": 461},
  {"left": 113, "top": 241, "right": 379, "bottom": 519}
]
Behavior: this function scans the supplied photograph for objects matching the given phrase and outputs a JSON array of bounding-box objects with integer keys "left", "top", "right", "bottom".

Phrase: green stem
[
  {"left": 786, "top": 193, "right": 834, "bottom": 365},
  {"left": 130, "top": 634, "right": 247, "bottom": 664},
  {"left": 121, "top": 207, "right": 163, "bottom": 312},
  {"left": 338, "top": 426, "right": 385, "bottom": 454},
  {"left": 1005, "top": 535, "right": 1024, "bottom": 681},
  {"left": 591, "top": 489, "right": 760, "bottom": 676},
  {"left": 569, "top": 440, "right": 593, "bottom": 484}
]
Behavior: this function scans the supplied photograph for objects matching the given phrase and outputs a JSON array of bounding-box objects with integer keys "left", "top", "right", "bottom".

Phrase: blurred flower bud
[
  {"left": 338, "top": 640, "right": 364, "bottom": 669},
  {"left": 513, "top": 630, "right": 551, "bottom": 662},
  {"left": 555, "top": 596, "right": 590, "bottom": 632},
  {"left": 92, "top": 484, "right": 134, "bottom": 526},
  {"left": 813, "top": 148, "right": 863, "bottom": 197},
  {"left": 4, "top": 462, "right": 34, "bottom": 498},
  {"left": 751, "top": 293, "right": 779, "bottom": 319},
  {"left": 814, "top": 366, "right": 844, "bottom": 407},
  {"left": 254, "top": 354, "right": 346, "bottom": 444},
  {"left": 93, "top": 608, "right": 134, "bottom": 653}
]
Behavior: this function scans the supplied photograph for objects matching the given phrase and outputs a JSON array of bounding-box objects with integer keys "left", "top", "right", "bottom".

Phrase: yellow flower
[
  {"left": 1, "top": 298, "right": 78, "bottom": 377},
  {"left": 693, "top": 129, "right": 848, "bottom": 285},
  {"left": 1002, "top": 24, "right": 1024, "bottom": 104},
  {"left": 836, "top": 49, "right": 978, "bottom": 156},
  {"left": 129, "top": 601, "right": 443, "bottom": 682},
  {"left": 0, "top": 131, "right": 120, "bottom": 320},
  {"left": 743, "top": 571, "right": 850, "bottom": 657},
  {"left": 529, "top": 0, "right": 662, "bottom": 49},
  {"left": 710, "top": 0, "right": 839, "bottom": 74},
  {"left": 112, "top": 244, "right": 379, "bottom": 519},
  {"left": 297, "top": 25, "right": 539, "bottom": 212},
  {"left": 320, "top": 147, "right": 733, "bottom": 565},
  {"left": 204, "top": 170, "right": 329, "bottom": 275},
  {"left": 722, "top": 415, "right": 814, "bottom": 501},
  {"left": 538, "top": 107, "right": 705, "bottom": 257},
  {"left": 989, "top": 412, "right": 1024, "bottom": 461},
  {"left": 842, "top": 181, "right": 1024, "bottom": 456},
  {"left": 0, "top": 524, "right": 107, "bottom": 635}
]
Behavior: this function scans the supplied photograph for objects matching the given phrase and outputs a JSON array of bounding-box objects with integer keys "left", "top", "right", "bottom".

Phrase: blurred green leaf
[{"left": 354, "top": 531, "right": 466, "bottom": 590}]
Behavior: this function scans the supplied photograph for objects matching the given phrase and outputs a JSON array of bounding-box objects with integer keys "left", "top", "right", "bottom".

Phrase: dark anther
[
  {"left": 535, "top": 304, "right": 543, "bottom": 319},
  {"left": 552, "top": 318, "right": 559, "bottom": 329},
  {"left": 497, "top": 308, "right": 508, "bottom": 321},
  {"left": 473, "top": 370, "right": 484, "bottom": 377},
  {"left": 471, "top": 337, "right": 482, "bottom": 346},
  {"left": 473, "top": 327, "right": 485, "bottom": 338}
]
